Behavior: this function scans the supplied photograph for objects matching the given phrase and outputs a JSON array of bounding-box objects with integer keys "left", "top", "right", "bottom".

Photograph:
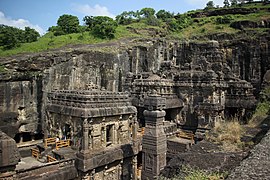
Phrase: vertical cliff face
[
  {"left": 0, "top": 81, "right": 38, "bottom": 138},
  {"left": 0, "top": 35, "right": 269, "bottom": 138},
  {"left": 222, "top": 37, "right": 270, "bottom": 91}
]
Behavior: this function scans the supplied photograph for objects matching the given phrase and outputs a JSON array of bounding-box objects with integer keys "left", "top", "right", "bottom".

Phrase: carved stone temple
[
  {"left": 0, "top": 37, "right": 263, "bottom": 179},
  {"left": 46, "top": 86, "right": 139, "bottom": 179}
]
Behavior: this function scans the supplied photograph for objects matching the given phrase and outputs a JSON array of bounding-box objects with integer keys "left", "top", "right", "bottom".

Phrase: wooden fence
[{"left": 56, "top": 139, "right": 70, "bottom": 150}]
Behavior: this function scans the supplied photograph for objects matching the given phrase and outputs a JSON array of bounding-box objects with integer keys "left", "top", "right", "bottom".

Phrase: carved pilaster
[
  {"left": 88, "top": 119, "right": 93, "bottom": 150},
  {"left": 82, "top": 172, "right": 89, "bottom": 180},
  {"left": 132, "top": 155, "right": 138, "bottom": 180},
  {"left": 113, "top": 124, "right": 117, "bottom": 145},
  {"left": 101, "top": 122, "right": 106, "bottom": 148},
  {"left": 82, "top": 118, "right": 89, "bottom": 151},
  {"left": 90, "top": 169, "right": 95, "bottom": 180},
  {"left": 132, "top": 114, "right": 138, "bottom": 141},
  {"left": 119, "top": 160, "right": 123, "bottom": 180}
]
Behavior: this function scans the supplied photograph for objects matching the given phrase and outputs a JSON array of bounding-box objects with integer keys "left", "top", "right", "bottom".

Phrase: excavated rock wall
[{"left": 0, "top": 36, "right": 269, "bottom": 138}]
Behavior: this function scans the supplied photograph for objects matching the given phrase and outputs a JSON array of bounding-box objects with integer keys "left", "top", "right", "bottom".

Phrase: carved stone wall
[{"left": 0, "top": 35, "right": 269, "bottom": 141}]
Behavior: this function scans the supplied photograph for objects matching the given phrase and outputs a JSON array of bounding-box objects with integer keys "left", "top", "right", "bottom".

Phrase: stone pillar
[
  {"left": 88, "top": 119, "right": 93, "bottom": 150},
  {"left": 82, "top": 173, "right": 89, "bottom": 180},
  {"left": 90, "top": 169, "right": 95, "bottom": 180},
  {"left": 132, "top": 155, "right": 138, "bottom": 180},
  {"left": 82, "top": 118, "right": 89, "bottom": 151},
  {"left": 101, "top": 123, "right": 106, "bottom": 147},
  {"left": 104, "top": 165, "right": 108, "bottom": 178},
  {"left": 142, "top": 95, "right": 167, "bottom": 180},
  {"left": 118, "top": 160, "right": 123, "bottom": 179},
  {"left": 132, "top": 116, "right": 138, "bottom": 141},
  {"left": 19, "top": 133, "right": 23, "bottom": 143},
  {"left": 88, "top": 129, "right": 92, "bottom": 150},
  {"left": 31, "top": 133, "right": 35, "bottom": 141},
  {"left": 113, "top": 125, "right": 117, "bottom": 145}
]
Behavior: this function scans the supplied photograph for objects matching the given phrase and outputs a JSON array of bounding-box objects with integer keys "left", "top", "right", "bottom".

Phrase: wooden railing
[
  {"left": 137, "top": 165, "right": 142, "bottom": 176},
  {"left": 44, "top": 137, "right": 56, "bottom": 148},
  {"left": 177, "top": 131, "right": 194, "bottom": 143},
  {"left": 47, "top": 155, "right": 57, "bottom": 162},
  {"left": 31, "top": 148, "right": 40, "bottom": 159},
  {"left": 56, "top": 139, "right": 70, "bottom": 150},
  {"left": 141, "top": 127, "right": 145, "bottom": 135}
]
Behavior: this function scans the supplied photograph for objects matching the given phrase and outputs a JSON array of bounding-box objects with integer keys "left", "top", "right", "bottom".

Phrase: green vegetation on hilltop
[
  {"left": 0, "top": 25, "right": 40, "bottom": 50},
  {"left": 1, "top": 1, "right": 270, "bottom": 56}
]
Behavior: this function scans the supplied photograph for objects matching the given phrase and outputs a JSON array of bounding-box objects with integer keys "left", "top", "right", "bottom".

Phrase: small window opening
[{"left": 106, "top": 124, "right": 114, "bottom": 146}]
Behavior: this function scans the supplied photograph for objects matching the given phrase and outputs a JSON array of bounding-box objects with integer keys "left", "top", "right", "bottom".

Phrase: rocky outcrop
[
  {"left": 230, "top": 19, "right": 270, "bottom": 30},
  {"left": 188, "top": 7, "right": 259, "bottom": 18}
]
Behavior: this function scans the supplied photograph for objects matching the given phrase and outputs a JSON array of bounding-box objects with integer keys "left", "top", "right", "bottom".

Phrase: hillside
[{"left": 0, "top": 1, "right": 270, "bottom": 57}]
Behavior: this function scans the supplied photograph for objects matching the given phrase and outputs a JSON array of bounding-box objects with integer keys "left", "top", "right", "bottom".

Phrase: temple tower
[{"left": 142, "top": 94, "right": 167, "bottom": 180}]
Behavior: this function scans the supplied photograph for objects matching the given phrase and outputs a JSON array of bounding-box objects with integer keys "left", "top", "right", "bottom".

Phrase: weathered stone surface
[
  {"left": 14, "top": 159, "right": 77, "bottom": 180},
  {"left": 0, "top": 130, "right": 20, "bottom": 172},
  {"left": 0, "top": 81, "right": 39, "bottom": 138},
  {"left": 227, "top": 129, "right": 270, "bottom": 180}
]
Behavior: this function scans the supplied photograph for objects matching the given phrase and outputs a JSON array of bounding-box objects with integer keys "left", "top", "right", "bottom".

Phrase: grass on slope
[
  {"left": 0, "top": 23, "right": 158, "bottom": 57},
  {"left": 172, "top": 2, "right": 270, "bottom": 40},
  {"left": 160, "top": 165, "right": 226, "bottom": 180},
  {"left": 206, "top": 119, "right": 246, "bottom": 152},
  {"left": 0, "top": 32, "right": 105, "bottom": 56},
  {"left": 249, "top": 87, "right": 270, "bottom": 127},
  {"left": 1, "top": 2, "right": 270, "bottom": 56},
  {"left": 175, "top": 10, "right": 270, "bottom": 39}
]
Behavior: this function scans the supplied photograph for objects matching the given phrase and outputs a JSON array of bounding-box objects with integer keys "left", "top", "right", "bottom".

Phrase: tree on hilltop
[
  {"left": 0, "top": 25, "right": 40, "bottom": 49},
  {"left": 24, "top": 27, "right": 40, "bottom": 43},
  {"left": 83, "top": 16, "right": 118, "bottom": 39},
  {"left": 140, "top": 8, "right": 156, "bottom": 18},
  {"left": 116, "top": 11, "right": 139, "bottom": 25},
  {"left": 224, "top": 0, "right": 230, "bottom": 7},
  {"left": 205, "top": 1, "right": 215, "bottom": 9},
  {"left": 57, "top": 14, "right": 80, "bottom": 34},
  {"left": 230, "top": 0, "right": 238, "bottom": 6},
  {"left": 156, "top": 10, "right": 174, "bottom": 21}
]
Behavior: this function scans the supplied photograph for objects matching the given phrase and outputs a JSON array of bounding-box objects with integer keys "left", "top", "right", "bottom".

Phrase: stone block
[{"left": 0, "top": 130, "right": 20, "bottom": 172}]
